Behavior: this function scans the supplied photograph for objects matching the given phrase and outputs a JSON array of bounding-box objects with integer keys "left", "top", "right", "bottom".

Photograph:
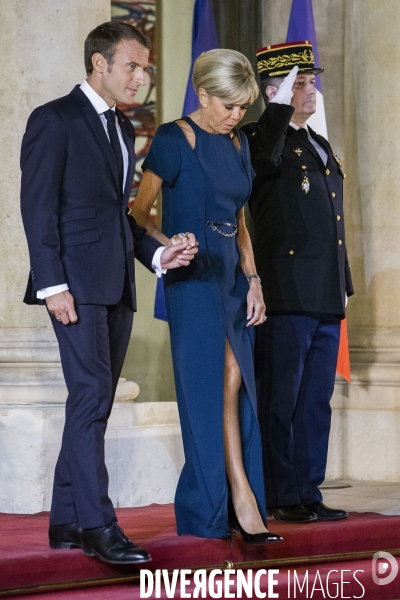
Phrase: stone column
[{"left": 328, "top": 0, "right": 400, "bottom": 482}]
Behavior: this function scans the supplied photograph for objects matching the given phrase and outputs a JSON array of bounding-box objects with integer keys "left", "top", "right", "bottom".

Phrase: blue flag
[
  {"left": 182, "top": 0, "right": 219, "bottom": 115},
  {"left": 286, "top": 0, "right": 327, "bottom": 138},
  {"left": 287, "top": 0, "right": 322, "bottom": 92},
  {"left": 154, "top": 0, "right": 218, "bottom": 321}
]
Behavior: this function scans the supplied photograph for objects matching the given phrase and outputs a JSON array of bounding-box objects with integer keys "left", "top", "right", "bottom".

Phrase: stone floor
[{"left": 321, "top": 480, "right": 400, "bottom": 515}]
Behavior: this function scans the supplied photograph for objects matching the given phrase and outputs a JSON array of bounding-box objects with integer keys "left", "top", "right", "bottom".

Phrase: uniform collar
[{"left": 289, "top": 121, "right": 309, "bottom": 132}]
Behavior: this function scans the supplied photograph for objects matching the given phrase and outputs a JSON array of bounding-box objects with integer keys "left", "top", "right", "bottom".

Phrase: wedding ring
[
  {"left": 56, "top": 316, "right": 62, "bottom": 321},
  {"left": 178, "top": 232, "right": 186, "bottom": 239}
]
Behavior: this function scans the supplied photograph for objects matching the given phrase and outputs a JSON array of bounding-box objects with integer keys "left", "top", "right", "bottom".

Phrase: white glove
[{"left": 270, "top": 66, "right": 299, "bottom": 105}]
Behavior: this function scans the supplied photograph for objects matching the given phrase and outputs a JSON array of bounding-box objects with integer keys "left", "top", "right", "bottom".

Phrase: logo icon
[{"left": 372, "top": 551, "right": 398, "bottom": 586}]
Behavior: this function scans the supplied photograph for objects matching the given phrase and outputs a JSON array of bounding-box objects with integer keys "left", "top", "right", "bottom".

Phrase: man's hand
[
  {"left": 269, "top": 65, "right": 299, "bottom": 105},
  {"left": 160, "top": 232, "right": 198, "bottom": 270},
  {"left": 46, "top": 290, "right": 78, "bottom": 325},
  {"left": 246, "top": 279, "right": 266, "bottom": 327}
]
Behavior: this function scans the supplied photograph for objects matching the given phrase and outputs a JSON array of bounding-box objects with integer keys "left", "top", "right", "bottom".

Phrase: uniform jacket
[
  {"left": 21, "top": 85, "right": 161, "bottom": 309},
  {"left": 242, "top": 103, "right": 353, "bottom": 316}
]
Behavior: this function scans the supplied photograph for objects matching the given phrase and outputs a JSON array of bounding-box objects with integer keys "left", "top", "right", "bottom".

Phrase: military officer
[{"left": 242, "top": 42, "right": 353, "bottom": 523}]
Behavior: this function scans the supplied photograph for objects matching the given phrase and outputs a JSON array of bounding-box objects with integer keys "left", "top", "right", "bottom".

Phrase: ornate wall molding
[
  {"left": 0, "top": 329, "right": 139, "bottom": 404},
  {"left": 348, "top": 327, "right": 400, "bottom": 388}
]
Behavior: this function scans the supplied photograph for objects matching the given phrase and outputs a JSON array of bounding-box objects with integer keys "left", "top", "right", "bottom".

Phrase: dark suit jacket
[
  {"left": 242, "top": 103, "right": 353, "bottom": 316},
  {"left": 21, "top": 85, "right": 161, "bottom": 309}
]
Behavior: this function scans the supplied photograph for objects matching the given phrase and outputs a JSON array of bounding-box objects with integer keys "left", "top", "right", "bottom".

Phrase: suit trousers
[
  {"left": 255, "top": 312, "right": 341, "bottom": 508},
  {"left": 49, "top": 301, "right": 134, "bottom": 529}
]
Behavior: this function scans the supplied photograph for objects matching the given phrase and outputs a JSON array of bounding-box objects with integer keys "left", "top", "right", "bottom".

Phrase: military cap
[{"left": 256, "top": 40, "right": 324, "bottom": 81}]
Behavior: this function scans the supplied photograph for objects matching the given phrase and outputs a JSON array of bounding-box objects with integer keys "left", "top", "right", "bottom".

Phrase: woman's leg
[{"left": 224, "top": 339, "right": 268, "bottom": 534}]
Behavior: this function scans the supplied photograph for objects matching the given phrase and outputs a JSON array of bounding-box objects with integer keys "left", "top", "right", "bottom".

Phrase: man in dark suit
[
  {"left": 21, "top": 21, "right": 197, "bottom": 564},
  {"left": 242, "top": 42, "right": 353, "bottom": 523}
]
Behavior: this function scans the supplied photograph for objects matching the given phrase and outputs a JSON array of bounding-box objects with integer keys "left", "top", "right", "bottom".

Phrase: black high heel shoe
[{"left": 228, "top": 501, "right": 283, "bottom": 547}]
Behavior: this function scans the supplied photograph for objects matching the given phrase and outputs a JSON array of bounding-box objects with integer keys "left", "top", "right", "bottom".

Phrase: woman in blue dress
[{"left": 132, "top": 50, "right": 282, "bottom": 545}]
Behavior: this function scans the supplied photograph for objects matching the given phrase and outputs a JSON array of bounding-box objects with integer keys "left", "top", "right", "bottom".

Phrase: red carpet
[{"left": 1, "top": 505, "right": 400, "bottom": 598}]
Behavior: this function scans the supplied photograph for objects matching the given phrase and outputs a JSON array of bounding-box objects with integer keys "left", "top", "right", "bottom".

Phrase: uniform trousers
[
  {"left": 255, "top": 312, "right": 341, "bottom": 507},
  {"left": 49, "top": 301, "right": 134, "bottom": 529}
]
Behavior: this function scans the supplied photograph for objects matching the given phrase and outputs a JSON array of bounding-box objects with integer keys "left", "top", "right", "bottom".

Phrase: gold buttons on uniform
[
  {"left": 289, "top": 250, "right": 294, "bottom": 255},
  {"left": 301, "top": 165, "right": 307, "bottom": 170},
  {"left": 326, "top": 169, "right": 330, "bottom": 175},
  {"left": 337, "top": 215, "right": 341, "bottom": 221},
  {"left": 338, "top": 239, "right": 342, "bottom": 246},
  {"left": 331, "top": 192, "right": 336, "bottom": 198}
]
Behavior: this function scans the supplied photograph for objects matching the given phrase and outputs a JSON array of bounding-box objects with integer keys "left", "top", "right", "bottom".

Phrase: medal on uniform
[
  {"left": 294, "top": 148, "right": 302, "bottom": 156},
  {"left": 301, "top": 174, "right": 310, "bottom": 193},
  {"left": 301, "top": 165, "right": 310, "bottom": 193}
]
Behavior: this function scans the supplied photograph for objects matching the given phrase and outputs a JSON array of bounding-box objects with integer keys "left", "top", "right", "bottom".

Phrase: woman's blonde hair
[{"left": 192, "top": 49, "right": 259, "bottom": 106}]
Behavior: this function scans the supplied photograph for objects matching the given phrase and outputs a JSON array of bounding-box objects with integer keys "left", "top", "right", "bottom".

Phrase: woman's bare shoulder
[{"left": 175, "top": 119, "right": 195, "bottom": 150}]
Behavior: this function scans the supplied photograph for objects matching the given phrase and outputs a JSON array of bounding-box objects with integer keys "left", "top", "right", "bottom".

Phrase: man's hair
[
  {"left": 84, "top": 21, "right": 151, "bottom": 75},
  {"left": 259, "top": 76, "right": 284, "bottom": 106}
]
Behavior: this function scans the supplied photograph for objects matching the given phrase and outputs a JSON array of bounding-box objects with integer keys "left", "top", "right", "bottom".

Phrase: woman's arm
[
  {"left": 130, "top": 169, "right": 170, "bottom": 246},
  {"left": 237, "top": 208, "right": 266, "bottom": 326}
]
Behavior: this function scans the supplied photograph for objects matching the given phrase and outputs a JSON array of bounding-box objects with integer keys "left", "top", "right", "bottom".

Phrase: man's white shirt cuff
[
  {"left": 37, "top": 247, "right": 166, "bottom": 298},
  {"left": 152, "top": 246, "right": 167, "bottom": 277},
  {"left": 37, "top": 284, "right": 69, "bottom": 299}
]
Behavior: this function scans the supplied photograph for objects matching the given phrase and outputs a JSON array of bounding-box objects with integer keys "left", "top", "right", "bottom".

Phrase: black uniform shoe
[
  {"left": 268, "top": 504, "right": 318, "bottom": 523},
  {"left": 304, "top": 501, "right": 348, "bottom": 521},
  {"left": 81, "top": 522, "right": 152, "bottom": 564},
  {"left": 49, "top": 522, "right": 82, "bottom": 549}
]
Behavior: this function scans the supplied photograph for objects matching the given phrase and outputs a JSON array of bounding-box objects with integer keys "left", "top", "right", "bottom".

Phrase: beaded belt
[{"left": 206, "top": 221, "right": 238, "bottom": 238}]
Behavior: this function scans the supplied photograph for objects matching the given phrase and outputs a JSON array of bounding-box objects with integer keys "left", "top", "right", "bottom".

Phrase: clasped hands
[
  {"left": 160, "top": 231, "right": 198, "bottom": 270},
  {"left": 46, "top": 231, "right": 198, "bottom": 325}
]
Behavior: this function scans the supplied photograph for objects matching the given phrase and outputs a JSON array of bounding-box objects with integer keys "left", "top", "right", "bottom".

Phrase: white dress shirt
[{"left": 37, "top": 81, "right": 165, "bottom": 300}]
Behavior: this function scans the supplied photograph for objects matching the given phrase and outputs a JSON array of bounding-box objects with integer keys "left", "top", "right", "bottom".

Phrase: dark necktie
[
  {"left": 104, "top": 109, "right": 124, "bottom": 195},
  {"left": 298, "top": 127, "right": 308, "bottom": 139},
  {"left": 297, "top": 127, "right": 327, "bottom": 164}
]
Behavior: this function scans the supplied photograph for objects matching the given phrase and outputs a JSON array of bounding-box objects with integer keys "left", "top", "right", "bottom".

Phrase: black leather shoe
[
  {"left": 81, "top": 522, "right": 151, "bottom": 564},
  {"left": 304, "top": 501, "right": 348, "bottom": 521},
  {"left": 268, "top": 504, "right": 318, "bottom": 523},
  {"left": 49, "top": 522, "right": 82, "bottom": 549}
]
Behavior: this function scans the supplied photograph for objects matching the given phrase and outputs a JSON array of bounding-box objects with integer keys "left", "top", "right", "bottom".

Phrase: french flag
[
  {"left": 287, "top": 0, "right": 328, "bottom": 139},
  {"left": 287, "top": 0, "right": 350, "bottom": 382},
  {"left": 154, "top": 0, "right": 218, "bottom": 321}
]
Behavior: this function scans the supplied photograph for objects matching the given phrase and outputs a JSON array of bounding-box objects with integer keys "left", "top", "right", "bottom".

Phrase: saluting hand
[{"left": 270, "top": 65, "right": 299, "bottom": 105}]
